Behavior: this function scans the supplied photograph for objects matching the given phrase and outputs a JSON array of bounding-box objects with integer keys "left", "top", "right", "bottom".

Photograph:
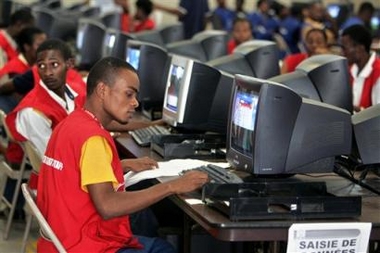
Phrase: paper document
[{"left": 124, "top": 159, "right": 229, "bottom": 187}]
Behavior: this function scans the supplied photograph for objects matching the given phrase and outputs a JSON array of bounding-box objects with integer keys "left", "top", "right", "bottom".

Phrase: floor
[{"left": 0, "top": 214, "right": 39, "bottom": 253}]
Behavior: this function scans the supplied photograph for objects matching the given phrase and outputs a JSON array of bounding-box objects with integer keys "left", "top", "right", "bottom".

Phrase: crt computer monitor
[
  {"left": 166, "top": 30, "right": 228, "bottom": 62},
  {"left": 352, "top": 104, "right": 380, "bottom": 166},
  {"left": 102, "top": 28, "right": 135, "bottom": 58},
  {"left": 76, "top": 18, "right": 106, "bottom": 70},
  {"left": 125, "top": 40, "right": 169, "bottom": 116},
  {"left": 204, "top": 71, "right": 235, "bottom": 134},
  {"left": 269, "top": 54, "right": 353, "bottom": 113},
  {"left": 226, "top": 74, "right": 352, "bottom": 176},
  {"left": 133, "top": 29, "right": 165, "bottom": 48},
  {"left": 162, "top": 54, "right": 221, "bottom": 131},
  {"left": 207, "top": 40, "right": 280, "bottom": 78},
  {"left": 158, "top": 22, "right": 184, "bottom": 44}
]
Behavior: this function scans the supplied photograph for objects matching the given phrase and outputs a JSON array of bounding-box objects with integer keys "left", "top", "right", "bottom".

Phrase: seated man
[
  {"left": 340, "top": 24, "right": 380, "bottom": 111},
  {"left": 5, "top": 39, "right": 86, "bottom": 165},
  {"left": 0, "top": 27, "right": 46, "bottom": 113},
  {"left": 0, "top": 9, "right": 35, "bottom": 64},
  {"left": 37, "top": 56, "right": 208, "bottom": 252},
  {"left": 0, "top": 26, "right": 46, "bottom": 80},
  {"left": 227, "top": 17, "right": 253, "bottom": 54}
]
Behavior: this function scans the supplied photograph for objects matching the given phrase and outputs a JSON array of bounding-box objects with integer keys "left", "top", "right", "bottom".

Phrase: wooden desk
[{"left": 115, "top": 134, "right": 380, "bottom": 252}]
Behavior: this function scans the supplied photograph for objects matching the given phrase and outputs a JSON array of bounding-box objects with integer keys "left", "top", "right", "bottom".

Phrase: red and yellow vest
[{"left": 37, "top": 109, "right": 141, "bottom": 253}]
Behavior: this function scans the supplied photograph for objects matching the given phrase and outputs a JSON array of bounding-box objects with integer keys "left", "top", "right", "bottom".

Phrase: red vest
[
  {"left": 350, "top": 57, "right": 380, "bottom": 108},
  {"left": 283, "top": 53, "right": 308, "bottom": 73},
  {"left": 0, "top": 30, "right": 18, "bottom": 61},
  {"left": 4, "top": 66, "right": 86, "bottom": 163},
  {"left": 0, "top": 54, "right": 29, "bottom": 78},
  {"left": 227, "top": 39, "right": 237, "bottom": 54},
  {"left": 37, "top": 109, "right": 141, "bottom": 253}
]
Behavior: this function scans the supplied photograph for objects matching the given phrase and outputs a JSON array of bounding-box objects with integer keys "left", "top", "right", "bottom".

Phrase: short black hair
[
  {"left": 36, "top": 39, "right": 73, "bottom": 61},
  {"left": 232, "top": 17, "right": 252, "bottom": 30},
  {"left": 358, "top": 2, "right": 375, "bottom": 14},
  {"left": 306, "top": 28, "right": 327, "bottom": 42},
  {"left": 16, "top": 26, "right": 44, "bottom": 53},
  {"left": 341, "top": 24, "right": 372, "bottom": 53},
  {"left": 10, "top": 8, "right": 34, "bottom": 26},
  {"left": 136, "top": 0, "right": 153, "bottom": 16},
  {"left": 86, "top": 57, "right": 137, "bottom": 96}
]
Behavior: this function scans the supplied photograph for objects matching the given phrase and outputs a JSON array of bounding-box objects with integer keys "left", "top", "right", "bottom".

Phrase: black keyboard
[
  {"left": 189, "top": 164, "right": 243, "bottom": 184},
  {"left": 129, "top": 125, "right": 171, "bottom": 146}
]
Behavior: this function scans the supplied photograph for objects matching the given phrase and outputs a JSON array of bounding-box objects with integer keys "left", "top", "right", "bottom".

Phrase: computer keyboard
[
  {"left": 187, "top": 164, "right": 244, "bottom": 184},
  {"left": 129, "top": 125, "right": 171, "bottom": 146}
]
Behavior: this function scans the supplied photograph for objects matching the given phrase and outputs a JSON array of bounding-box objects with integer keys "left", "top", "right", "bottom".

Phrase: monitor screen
[
  {"left": 165, "top": 64, "right": 185, "bottom": 113},
  {"left": 126, "top": 47, "right": 141, "bottom": 70},
  {"left": 371, "top": 9, "right": 380, "bottom": 31},
  {"left": 230, "top": 88, "right": 259, "bottom": 156},
  {"left": 102, "top": 31, "right": 117, "bottom": 57},
  {"left": 226, "top": 74, "right": 352, "bottom": 176},
  {"left": 327, "top": 4, "right": 340, "bottom": 18},
  {"left": 162, "top": 55, "right": 221, "bottom": 130}
]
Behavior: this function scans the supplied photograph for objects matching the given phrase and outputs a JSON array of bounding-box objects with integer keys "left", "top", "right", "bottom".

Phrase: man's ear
[{"left": 95, "top": 82, "right": 107, "bottom": 100}]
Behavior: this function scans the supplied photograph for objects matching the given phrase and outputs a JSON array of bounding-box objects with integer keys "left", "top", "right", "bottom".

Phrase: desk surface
[{"left": 115, "top": 134, "right": 380, "bottom": 241}]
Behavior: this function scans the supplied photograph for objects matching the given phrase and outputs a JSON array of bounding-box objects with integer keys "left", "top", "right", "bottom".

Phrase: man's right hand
[{"left": 170, "top": 170, "right": 209, "bottom": 194}]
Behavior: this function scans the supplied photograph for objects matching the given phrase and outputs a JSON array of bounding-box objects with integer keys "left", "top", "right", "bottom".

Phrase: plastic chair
[
  {"left": 21, "top": 183, "right": 67, "bottom": 253},
  {"left": 0, "top": 110, "right": 30, "bottom": 240},
  {"left": 20, "top": 140, "right": 42, "bottom": 253}
]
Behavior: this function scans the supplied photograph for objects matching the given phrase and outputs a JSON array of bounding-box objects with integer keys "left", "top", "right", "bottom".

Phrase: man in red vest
[
  {"left": 37, "top": 56, "right": 208, "bottom": 252},
  {"left": 0, "top": 27, "right": 46, "bottom": 80},
  {"left": 5, "top": 39, "right": 86, "bottom": 165},
  {"left": 0, "top": 9, "right": 35, "bottom": 63},
  {"left": 341, "top": 24, "right": 380, "bottom": 112}
]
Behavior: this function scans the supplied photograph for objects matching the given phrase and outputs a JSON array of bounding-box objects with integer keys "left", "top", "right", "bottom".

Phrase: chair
[
  {"left": 21, "top": 183, "right": 67, "bottom": 253},
  {"left": 20, "top": 141, "right": 42, "bottom": 253},
  {"left": 0, "top": 110, "right": 31, "bottom": 240}
]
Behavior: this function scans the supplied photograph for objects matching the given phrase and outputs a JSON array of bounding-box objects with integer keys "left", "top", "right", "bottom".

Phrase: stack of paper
[{"left": 124, "top": 159, "right": 229, "bottom": 187}]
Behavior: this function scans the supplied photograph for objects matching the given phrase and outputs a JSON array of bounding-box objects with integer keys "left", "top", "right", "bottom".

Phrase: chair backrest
[
  {"left": 23, "top": 141, "right": 42, "bottom": 173},
  {"left": 0, "top": 109, "right": 15, "bottom": 142},
  {"left": 21, "top": 183, "right": 67, "bottom": 253}
]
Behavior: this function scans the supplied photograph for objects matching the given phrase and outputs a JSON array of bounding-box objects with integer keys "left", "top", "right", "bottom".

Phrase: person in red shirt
[
  {"left": 227, "top": 17, "right": 253, "bottom": 54},
  {"left": 5, "top": 39, "right": 86, "bottom": 171},
  {"left": 0, "top": 9, "right": 35, "bottom": 63},
  {"left": 0, "top": 27, "right": 46, "bottom": 80},
  {"left": 37, "top": 56, "right": 208, "bottom": 253},
  {"left": 133, "top": 0, "right": 155, "bottom": 32},
  {"left": 119, "top": 0, "right": 155, "bottom": 33},
  {"left": 281, "top": 28, "right": 330, "bottom": 74}
]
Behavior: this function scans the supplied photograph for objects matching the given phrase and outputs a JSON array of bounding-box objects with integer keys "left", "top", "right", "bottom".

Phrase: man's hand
[
  {"left": 169, "top": 170, "right": 209, "bottom": 194},
  {"left": 121, "top": 156, "right": 158, "bottom": 172}
]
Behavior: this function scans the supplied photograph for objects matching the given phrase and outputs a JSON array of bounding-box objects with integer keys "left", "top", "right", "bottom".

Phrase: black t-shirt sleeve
[{"left": 13, "top": 69, "right": 34, "bottom": 94}]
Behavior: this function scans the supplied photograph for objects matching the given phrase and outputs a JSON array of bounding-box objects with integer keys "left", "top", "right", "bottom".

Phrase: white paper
[
  {"left": 287, "top": 222, "right": 372, "bottom": 253},
  {"left": 124, "top": 159, "right": 229, "bottom": 187}
]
